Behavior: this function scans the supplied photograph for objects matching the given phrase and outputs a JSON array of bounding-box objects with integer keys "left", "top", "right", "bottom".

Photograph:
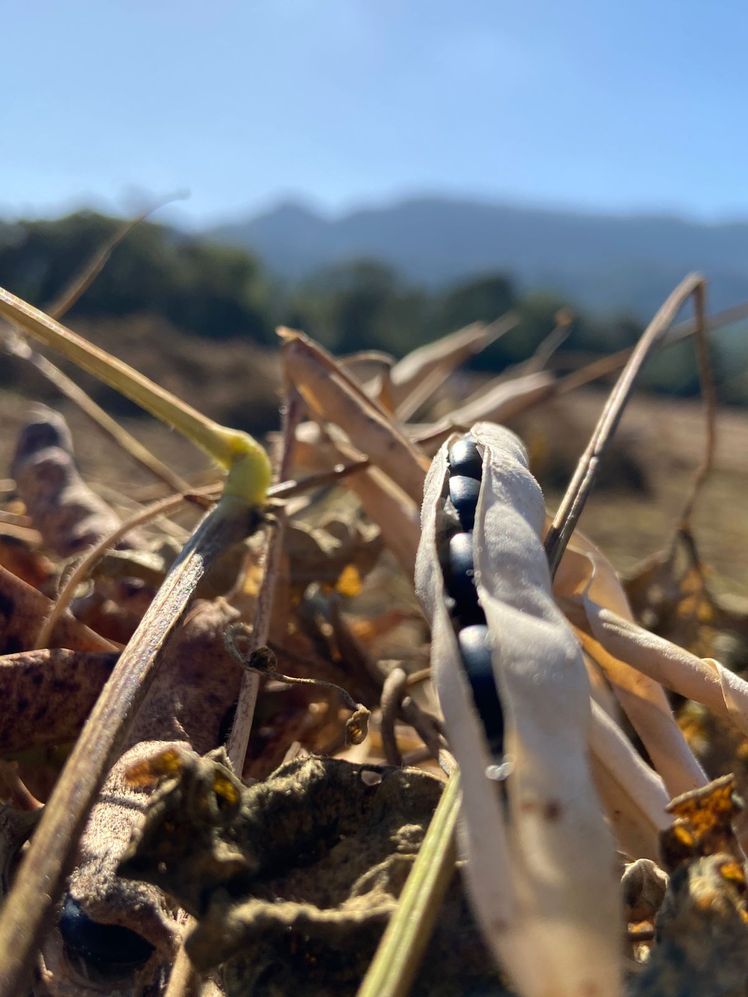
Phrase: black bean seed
[
  {"left": 449, "top": 474, "right": 480, "bottom": 530},
  {"left": 58, "top": 896, "right": 154, "bottom": 977},
  {"left": 446, "top": 531, "right": 475, "bottom": 600},
  {"left": 445, "top": 532, "right": 485, "bottom": 626},
  {"left": 458, "top": 624, "right": 505, "bottom": 756},
  {"left": 448, "top": 436, "right": 482, "bottom": 480}
]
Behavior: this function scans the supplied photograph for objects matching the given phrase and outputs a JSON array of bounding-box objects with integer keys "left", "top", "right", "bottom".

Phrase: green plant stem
[
  {"left": 357, "top": 770, "right": 461, "bottom": 997},
  {"left": 0, "top": 496, "right": 256, "bottom": 997},
  {"left": 0, "top": 288, "right": 272, "bottom": 504}
]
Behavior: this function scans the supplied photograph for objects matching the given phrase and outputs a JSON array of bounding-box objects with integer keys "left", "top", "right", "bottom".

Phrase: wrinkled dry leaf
[
  {"left": 120, "top": 749, "right": 502, "bottom": 996},
  {"left": 0, "top": 564, "right": 115, "bottom": 654},
  {"left": 660, "top": 774, "right": 742, "bottom": 871},
  {"left": 632, "top": 854, "right": 748, "bottom": 996},
  {"left": 0, "top": 648, "right": 118, "bottom": 753},
  {"left": 40, "top": 599, "right": 246, "bottom": 994}
]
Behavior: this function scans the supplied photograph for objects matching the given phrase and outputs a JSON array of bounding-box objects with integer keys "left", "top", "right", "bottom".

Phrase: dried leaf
[
  {"left": 280, "top": 328, "right": 429, "bottom": 503},
  {"left": 632, "top": 855, "right": 748, "bottom": 996},
  {"left": 0, "top": 564, "right": 115, "bottom": 654},
  {"left": 0, "top": 649, "right": 118, "bottom": 753},
  {"left": 39, "top": 599, "right": 247, "bottom": 991},
  {"left": 120, "top": 750, "right": 499, "bottom": 996},
  {"left": 660, "top": 775, "right": 742, "bottom": 871}
]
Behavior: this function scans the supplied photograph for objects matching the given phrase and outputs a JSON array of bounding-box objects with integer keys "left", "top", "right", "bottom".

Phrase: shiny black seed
[
  {"left": 458, "top": 624, "right": 505, "bottom": 755},
  {"left": 449, "top": 475, "right": 480, "bottom": 530},
  {"left": 446, "top": 531, "right": 475, "bottom": 604},
  {"left": 448, "top": 436, "right": 482, "bottom": 480},
  {"left": 59, "top": 896, "right": 154, "bottom": 977},
  {"left": 445, "top": 532, "right": 486, "bottom": 626}
]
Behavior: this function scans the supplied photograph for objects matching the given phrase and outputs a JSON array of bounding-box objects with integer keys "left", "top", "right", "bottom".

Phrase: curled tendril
[{"left": 223, "top": 622, "right": 370, "bottom": 746}]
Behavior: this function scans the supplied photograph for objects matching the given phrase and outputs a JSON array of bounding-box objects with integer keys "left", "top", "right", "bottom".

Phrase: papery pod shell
[
  {"left": 415, "top": 441, "right": 515, "bottom": 943},
  {"left": 417, "top": 422, "right": 621, "bottom": 997},
  {"left": 555, "top": 533, "right": 707, "bottom": 797},
  {"left": 588, "top": 699, "right": 670, "bottom": 860},
  {"left": 472, "top": 422, "right": 620, "bottom": 996}
]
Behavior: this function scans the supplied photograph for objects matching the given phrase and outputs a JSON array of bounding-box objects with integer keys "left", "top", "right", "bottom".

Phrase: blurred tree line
[{"left": 0, "top": 210, "right": 724, "bottom": 400}]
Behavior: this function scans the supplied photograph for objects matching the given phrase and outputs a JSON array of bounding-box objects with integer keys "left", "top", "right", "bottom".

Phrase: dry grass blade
[
  {"left": 393, "top": 314, "right": 516, "bottom": 421},
  {"left": 46, "top": 195, "right": 186, "bottom": 321},
  {"left": 279, "top": 327, "right": 429, "bottom": 503},
  {"left": 588, "top": 700, "right": 670, "bottom": 860},
  {"left": 3, "top": 333, "right": 191, "bottom": 492},
  {"left": 1, "top": 195, "right": 192, "bottom": 492},
  {"left": 545, "top": 274, "right": 707, "bottom": 577},
  {"left": 584, "top": 608, "right": 748, "bottom": 734},
  {"left": 0, "top": 497, "right": 255, "bottom": 996},
  {"left": 357, "top": 771, "right": 460, "bottom": 997},
  {"left": 518, "top": 313, "right": 573, "bottom": 374},
  {"left": 555, "top": 534, "right": 707, "bottom": 797},
  {"left": 558, "top": 297, "right": 748, "bottom": 396},
  {"left": 429, "top": 369, "right": 555, "bottom": 433},
  {"left": 33, "top": 485, "right": 219, "bottom": 649}
]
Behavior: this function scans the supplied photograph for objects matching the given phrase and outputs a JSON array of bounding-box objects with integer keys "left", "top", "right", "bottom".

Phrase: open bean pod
[{"left": 416, "top": 422, "right": 621, "bottom": 997}]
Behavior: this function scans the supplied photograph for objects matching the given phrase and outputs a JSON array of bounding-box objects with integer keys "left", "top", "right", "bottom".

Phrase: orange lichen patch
[
  {"left": 661, "top": 774, "right": 742, "bottom": 870},
  {"left": 335, "top": 563, "right": 362, "bottom": 598},
  {"left": 125, "top": 747, "right": 186, "bottom": 788}
]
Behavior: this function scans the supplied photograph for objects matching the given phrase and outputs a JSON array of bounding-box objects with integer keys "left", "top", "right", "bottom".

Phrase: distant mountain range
[{"left": 211, "top": 197, "right": 748, "bottom": 319}]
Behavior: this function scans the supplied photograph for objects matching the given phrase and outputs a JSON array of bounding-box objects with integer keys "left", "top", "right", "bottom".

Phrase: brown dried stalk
[
  {"left": 225, "top": 392, "right": 301, "bottom": 774},
  {"left": 545, "top": 274, "right": 708, "bottom": 577},
  {"left": 280, "top": 327, "right": 429, "bottom": 503}
]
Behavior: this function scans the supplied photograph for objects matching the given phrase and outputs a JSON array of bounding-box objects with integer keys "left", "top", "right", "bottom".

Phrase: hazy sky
[{"left": 3, "top": 0, "right": 748, "bottom": 225}]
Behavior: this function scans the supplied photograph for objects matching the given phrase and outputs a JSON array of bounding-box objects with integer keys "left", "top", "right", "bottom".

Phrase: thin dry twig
[
  {"left": 380, "top": 667, "right": 408, "bottom": 766},
  {"left": 557, "top": 297, "right": 748, "bottom": 396},
  {"left": 3, "top": 333, "right": 192, "bottom": 493},
  {"left": 225, "top": 392, "right": 302, "bottom": 773},
  {"left": 47, "top": 194, "right": 187, "bottom": 320},
  {"left": 678, "top": 284, "right": 716, "bottom": 529},
  {"left": 545, "top": 274, "right": 707, "bottom": 577},
  {"left": 33, "top": 486, "right": 220, "bottom": 649}
]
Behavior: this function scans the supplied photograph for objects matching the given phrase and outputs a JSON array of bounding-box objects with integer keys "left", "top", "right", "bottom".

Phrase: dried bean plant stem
[
  {"left": 0, "top": 496, "right": 255, "bottom": 996},
  {"left": 545, "top": 274, "right": 708, "bottom": 577},
  {"left": 226, "top": 392, "right": 302, "bottom": 773},
  {"left": 357, "top": 770, "right": 460, "bottom": 997}
]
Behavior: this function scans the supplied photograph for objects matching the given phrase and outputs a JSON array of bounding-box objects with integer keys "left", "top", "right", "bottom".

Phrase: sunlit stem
[{"left": 0, "top": 287, "right": 272, "bottom": 505}]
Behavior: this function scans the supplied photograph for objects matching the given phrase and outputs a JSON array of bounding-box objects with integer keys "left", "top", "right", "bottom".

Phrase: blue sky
[{"left": 2, "top": 0, "right": 748, "bottom": 225}]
